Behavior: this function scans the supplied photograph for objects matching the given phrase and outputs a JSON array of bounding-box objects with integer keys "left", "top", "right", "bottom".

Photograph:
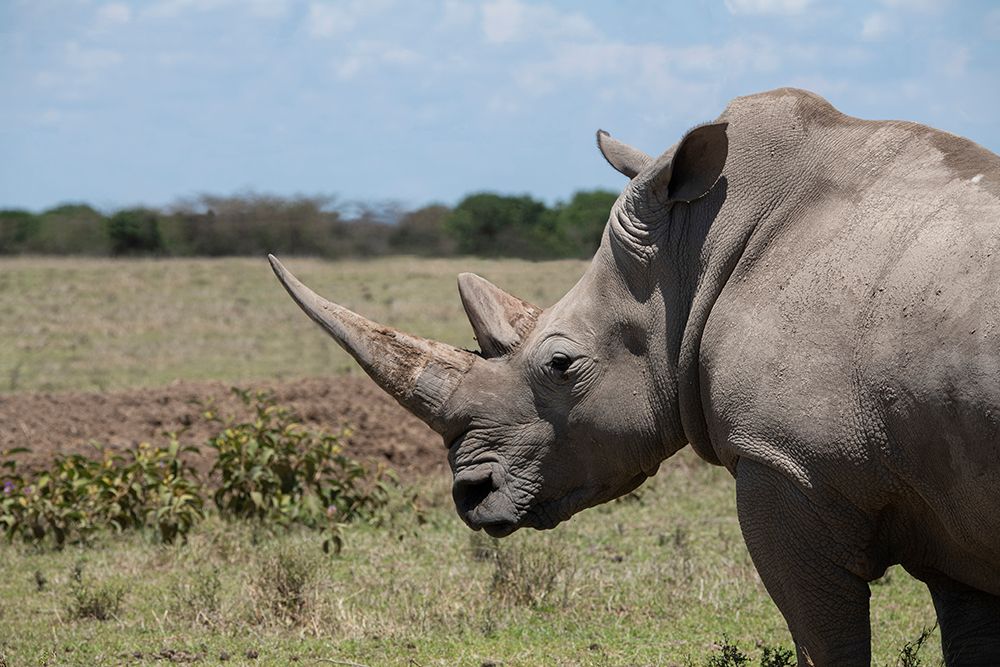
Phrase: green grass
[
  {"left": 0, "top": 256, "right": 587, "bottom": 393},
  {"left": 0, "top": 452, "right": 939, "bottom": 667}
]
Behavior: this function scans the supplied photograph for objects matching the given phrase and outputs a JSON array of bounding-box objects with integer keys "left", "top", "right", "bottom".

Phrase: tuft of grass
[
  {"left": 66, "top": 561, "right": 125, "bottom": 621},
  {"left": 171, "top": 566, "right": 222, "bottom": 628},
  {"left": 246, "top": 543, "right": 324, "bottom": 628},
  {"left": 487, "top": 534, "right": 577, "bottom": 609}
]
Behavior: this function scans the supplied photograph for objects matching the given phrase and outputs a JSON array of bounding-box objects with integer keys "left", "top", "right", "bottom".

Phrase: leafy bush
[
  {"left": 759, "top": 644, "right": 794, "bottom": 667},
  {"left": 0, "top": 210, "right": 40, "bottom": 253},
  {"left": 388, "top": 204, "right": 455, "bottom": 255},
  {"left": 1, "top": 390, "right": 398, "bottom": 553},
  {"left": 705, "top": 638, "right": 749, "bottom": 667},
  {"left": 548, "top": 189, "right": 618, "bottom": 258},
  {"left": 106, "top": 208, "right": 163, "bottom": 255},
  {"left": 30, "top": 204, "right": 110, "bottom": 255},
  {"left": 0, "top": 441, "right": 203, "bottom": 548},
  {"left": 445, "top": 192, "right": 555, "bottom": 258},
  {"left": 207, "top": 390, "right": 395, "bottom": 552}
]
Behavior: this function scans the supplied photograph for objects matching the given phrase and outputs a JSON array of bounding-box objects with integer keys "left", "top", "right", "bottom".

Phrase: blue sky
[{"left": 2, "top": 0, "right": 998, "bottom": 212}]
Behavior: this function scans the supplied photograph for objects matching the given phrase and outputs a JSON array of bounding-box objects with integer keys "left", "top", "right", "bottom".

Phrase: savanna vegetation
[
  {"left": 0, "top": 189, "right": 619, "bottom": 260},
  {"left": 0, "top": 258, "right": 941, "bottom": 665}
]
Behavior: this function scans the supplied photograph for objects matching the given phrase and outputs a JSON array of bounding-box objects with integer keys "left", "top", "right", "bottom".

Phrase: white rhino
[{"left": 269, "top": 88, "right": 1000, "bottom": 666}]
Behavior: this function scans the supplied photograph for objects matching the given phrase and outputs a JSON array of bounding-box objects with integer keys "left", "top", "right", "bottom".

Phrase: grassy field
[
  {"left": 0, "top": 256, "right": 587, "bottom": 393},
  {"left": 0, "top": 453, "right": 938, "bottom": 666},
  {"left": 0, "top": 257, "right": 941, "bottom": 665}
]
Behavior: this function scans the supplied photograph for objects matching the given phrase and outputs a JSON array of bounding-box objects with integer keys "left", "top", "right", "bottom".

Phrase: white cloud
[
  {"left": 36, "top": 109, "right": 64, "bottom": 127},
  {"left": 985, "top": 8, "right": 1000, "bottom": 39},
  {"left": 936, "top": 45, "right": 969, "bottom": 77},
  {"left": 333, "top": 41, "right": 421, "bottom": 80},
  {"left": 511, "top": 35, "right": 787, "bottom": 99},
  {"left": 144, "top": 0, "right": 288, "bottom": 19},
  {"left": 66, "top": 41, "right": 123, "bottom": 74},
  {"left": 861, "top": 12, "right": 894, "bottom": 40},
  {"left": 246, "top": 0, "right": 290, "bottom": 18},
  {"left": 306, "top": 0, "right": 394, "bottom": 39},
  {"left": 144, "top": 0, "right": 230, "bottom": 19},
  {"left": 881, "top": 0, "right": 948, "bottom": 12},
  {"left": 95, "top": 3, "right": 131, "bottom": 27},
  {"left": 439, "top": 0, "right": 476, "bottom": 30},
  {"left": 481, "top": 0, "right": 596, "bottom": 44},
  {"left": 724, "top": 0, "right": 812, "bottom": 16}
]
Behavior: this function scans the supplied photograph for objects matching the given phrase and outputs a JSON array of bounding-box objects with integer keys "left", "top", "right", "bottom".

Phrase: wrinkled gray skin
[{"left": 270, "top": 88, "right": 1000, "bottom": 666}]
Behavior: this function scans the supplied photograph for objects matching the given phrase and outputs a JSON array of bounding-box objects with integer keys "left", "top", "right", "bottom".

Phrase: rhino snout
[{"left": 452, "top": 463, "right": 519, "bottom": 537}]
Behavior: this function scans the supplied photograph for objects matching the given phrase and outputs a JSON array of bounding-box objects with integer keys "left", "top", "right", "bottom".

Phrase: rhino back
[{"left": 697, "top": 89, "right": 1000, "bottom": 587}]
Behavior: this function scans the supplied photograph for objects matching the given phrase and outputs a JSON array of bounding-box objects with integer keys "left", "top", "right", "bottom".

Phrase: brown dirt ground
[{"left": 0, "top": 376, "right": 448, "bottom": 480}]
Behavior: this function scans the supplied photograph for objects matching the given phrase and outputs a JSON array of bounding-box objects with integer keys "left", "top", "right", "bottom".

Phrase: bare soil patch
[{"left": 0, "top": 376, "right": 446, "bottom": 479}]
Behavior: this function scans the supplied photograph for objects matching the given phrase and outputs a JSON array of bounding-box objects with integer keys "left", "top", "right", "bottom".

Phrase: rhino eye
[{"left": 548, "top": 353, "right": 573, "bottom": 373}]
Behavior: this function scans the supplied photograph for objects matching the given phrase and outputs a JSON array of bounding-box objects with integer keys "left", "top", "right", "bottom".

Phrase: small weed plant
[
  {"left": 894, "top": 624, "right": 936, "bottom": 667},
  {"left": 66, "top": 561, "right": 125, "bottom": 621},
  {"left": 485, "top": 536, "right": 577, "bottom": 609},
  {"left": 687, "top": 639, "right": 794, "bottom": 667},
  {"left": 246, "top": 543, "right": 324, "bottom": 628},
  {"left": 171, "top": 566, "right": 223, "bottom": 627}
]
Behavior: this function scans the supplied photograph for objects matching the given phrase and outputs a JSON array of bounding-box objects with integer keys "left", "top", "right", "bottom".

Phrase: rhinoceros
[{"left": 269, "top": 88, "right": 1000, "bottom": 666}]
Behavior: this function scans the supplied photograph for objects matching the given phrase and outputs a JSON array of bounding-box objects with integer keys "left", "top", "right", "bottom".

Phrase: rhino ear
[
  {"left": 647, "top": 122, "right": 729, "bottom": 203},
  {"left": 597, "top": 130, "right": 653, "bottom": 179},
  {"left": 458, "top": 273, "right": 541, "bottom": 358}
]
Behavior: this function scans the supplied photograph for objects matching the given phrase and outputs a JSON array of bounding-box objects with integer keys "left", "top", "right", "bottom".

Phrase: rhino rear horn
[
  {"left": 269, "top": 255, "right": 476, "bottom": 434},
  {"left": 457, "top": 273, "right": 541, "bottom": 358}
]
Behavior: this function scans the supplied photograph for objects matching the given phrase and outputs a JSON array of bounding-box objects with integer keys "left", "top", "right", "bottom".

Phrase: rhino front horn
[{"left": 268, "top": 255, "right": 477, "bottom": 434}]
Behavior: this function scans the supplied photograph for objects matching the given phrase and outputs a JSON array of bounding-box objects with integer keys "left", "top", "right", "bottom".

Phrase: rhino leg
[
  {"left": 736, "top": 458, "right": 873, "bottom": 667},
  {"left": 924, "top": 573, "right": 1000, "bottom": 666}
]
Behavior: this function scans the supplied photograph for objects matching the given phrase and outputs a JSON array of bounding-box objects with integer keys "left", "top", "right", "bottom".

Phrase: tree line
[{"left": 0, "top": 190, "right": 619, "bottom": 260}]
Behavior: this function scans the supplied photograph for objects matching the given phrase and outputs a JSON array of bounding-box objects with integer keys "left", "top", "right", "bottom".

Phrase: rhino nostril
[{"left": 453, "top": 471, "right": 496, "bottom": 515}]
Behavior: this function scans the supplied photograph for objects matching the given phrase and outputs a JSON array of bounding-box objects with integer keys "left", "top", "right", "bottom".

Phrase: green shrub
[
  {"left": 1, "top": 390, "right": 397, "bottom": 552},
  {"left": 706, "top": 637, "right": 750, "bottom": 667},
  {"left": 445, "top": 192, "right": 556, "bottom": 258},
  {"left": 759, "top": 644, "right": 794, "bottom": 667},
  {"left": 208, "top": 390, "right": 395, "bottom": 544},
  {"left": 0, "top": 210, "right": 40, "bottom": 253},
  {"left": 29, "top": 204, "right": 110, "bottom": 255},
  {"left": 0, "top": 441, "right": 203, "bottom": 548},
  {"left": 106, "top": 207, "right": 163, "bottom": 255}
]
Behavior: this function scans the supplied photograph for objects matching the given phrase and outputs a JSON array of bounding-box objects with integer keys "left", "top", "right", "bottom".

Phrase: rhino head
[{"left": 270, "top": 121, "right": 728, "bottom": 537}]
